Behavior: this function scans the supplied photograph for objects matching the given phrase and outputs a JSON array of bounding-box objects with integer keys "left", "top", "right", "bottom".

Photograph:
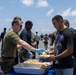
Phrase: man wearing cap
[
  {"left": 13, "top": 16, "right": 23, "bottom": 22},
  {"left": 12, "top": 16, "right": 23, "bottom": 65},
  {"left": 20, "top": 20, "right": 36, "bottom": 62},
  {"left": 1, "top": 18, "right": 45, "bottom": 74}
]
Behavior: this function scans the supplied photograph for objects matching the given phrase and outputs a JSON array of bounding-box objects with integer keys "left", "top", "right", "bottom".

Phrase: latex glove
[
  {"left": 34, "top": 48, "right": 45, "bottom": 55},
  {"left": 27, "top": 51, "right": 33, "bottom": 59}
]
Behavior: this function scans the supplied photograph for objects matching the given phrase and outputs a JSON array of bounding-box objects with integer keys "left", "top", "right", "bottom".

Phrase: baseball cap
[{"left": 13, "top": 16, "right": 23, "bottom": 23}]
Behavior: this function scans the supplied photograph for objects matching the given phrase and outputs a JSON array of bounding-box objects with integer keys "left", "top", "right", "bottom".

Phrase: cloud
[
  {"left": 75, "top": 19, "right": 76, "bottom": 23},
  {"left": 0, "top": 24, "right": 4, "bottom": 27},
  {"left": 0, "top": 7, "right": 3, "bottom": 10},
  {"left": 6, "top": 18, "right": 12, "bottom": 22},
  {"left": 34, "top": 27, "right": 51, "bottom": 34},
  {"left": 11, "top": 1, "right": 16, "bottom": 4},
  {"left": 37, "top": 0, "right": 49, "bottom": 7},
  {"left": 41, "top": 28, "right": 51, "bottom": 33},
  {"left": 46, "top": 8, "right": 54, "bottom": 16},
  {"left": 60, "top": 8, "right": 76, "bottom": 17},
  {"left": 21, "top": 0, "right": 34, "bottom": 6}
]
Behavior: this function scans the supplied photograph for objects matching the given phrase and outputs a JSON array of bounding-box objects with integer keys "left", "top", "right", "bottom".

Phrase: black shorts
[{"left": 44, "top": 42, "right": 48, "bottom": 44}]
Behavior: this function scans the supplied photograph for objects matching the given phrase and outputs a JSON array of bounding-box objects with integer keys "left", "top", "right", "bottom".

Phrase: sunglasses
[{"left": 16, "top": 24, "right": 22, "bottom": 28}]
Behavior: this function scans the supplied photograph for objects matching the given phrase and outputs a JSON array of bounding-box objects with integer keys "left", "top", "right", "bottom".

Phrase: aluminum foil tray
[{"left": 13, "top": 63, "right": 47, "bottom": 75}]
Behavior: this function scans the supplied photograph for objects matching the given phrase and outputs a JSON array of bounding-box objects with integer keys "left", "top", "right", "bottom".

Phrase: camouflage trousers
[{"left": 1, "top": 58, "right": 15, "bottom": 74}]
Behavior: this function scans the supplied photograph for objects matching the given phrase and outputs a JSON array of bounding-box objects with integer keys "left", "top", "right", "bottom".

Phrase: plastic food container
[
  {"left": 38, "top": 55, "right": 50, "bottom": 62},
  {"left": 14, "top": 63, "right": 47, "bottom": 75}
]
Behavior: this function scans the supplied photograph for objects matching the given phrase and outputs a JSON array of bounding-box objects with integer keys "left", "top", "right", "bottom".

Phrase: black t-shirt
[
  {"left": 20, "top": 29, "right": 31, "bottom": 45},
  {"left": 19, "top": 29, "right": 31, "bottom": 59},
  {"left": 53, "top": 28, "right": 75, "bottom": 69}
]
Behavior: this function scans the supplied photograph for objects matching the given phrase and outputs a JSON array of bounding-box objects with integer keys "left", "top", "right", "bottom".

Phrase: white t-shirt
[{"left": 36, "top": 35, "right": 40, "bottom": 41}]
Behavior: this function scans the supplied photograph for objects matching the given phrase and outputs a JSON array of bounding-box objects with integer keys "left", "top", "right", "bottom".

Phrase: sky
[{"left": 0, "top": 0, "right": 76, "bottom": 35}]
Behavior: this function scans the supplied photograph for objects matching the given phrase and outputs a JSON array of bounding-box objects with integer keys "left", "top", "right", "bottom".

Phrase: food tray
[
  {"left": 23, "top": 59, "right": 53, "bottom": 69},
  {"left": 13, "top": 63, "right": 47, "bottom": 75}
]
